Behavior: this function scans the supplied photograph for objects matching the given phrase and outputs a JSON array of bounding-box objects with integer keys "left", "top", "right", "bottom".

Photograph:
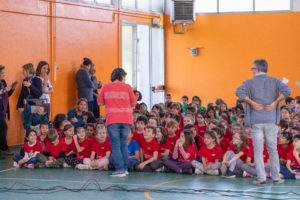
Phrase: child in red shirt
[
  {"left": 137, "top": 126, "right": 159, "bottom": 172},
  {"left": 165, "top": 129, "right": 195, "bottom": 174},
  {"left": 77, "top": 128, "right": 111, "bottom": 170},
  {"left": 242, "top": 145, "right": 271, "bottom": 178},
  {"left": 213, "top": 126, "right": 230, "bottom": 155},
  {"left": 36, "top": 129, "right": 66, "bottom": 168},
  {"left": 281, "top": 135, "right": 300, "bottom": 179},
  {"left": 278, "top": 131, "right": 293, "bottom": 165},
  {"left": 192, "top": 130, "right": 222, "bottom": 175},
  {"left": 195, "top": 111, "right": 207, "bottom": 137},
  {"left": 37, "top": 122, "right": 49, "bottom": 149},
  {"left": 132, "top": 115, "right": 148, "bottom": 147},
  {"left": 221, "top": 132, "right": 249, "bottom": 178},
  {"left": 13, "top": 129, "right": 42, "bottom": 168},
  {"left": 60, "top": 124, "right": 75, "bottom": 167},
  {"left": 166, "top": 120, "right": 179, "bottom": 157},
  {"left": 64, "top": 127, "right": 90, "bottom": 168}
]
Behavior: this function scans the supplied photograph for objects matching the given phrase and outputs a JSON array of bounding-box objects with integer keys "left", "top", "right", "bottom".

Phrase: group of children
[{"left": 12, "top": 94, "right": 300, "bottom": 180}]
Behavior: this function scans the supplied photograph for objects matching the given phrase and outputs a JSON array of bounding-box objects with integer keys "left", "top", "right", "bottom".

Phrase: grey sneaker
[
  {"left": 273, "top": 179, "right": 284, "bottom": 184},
  {"left": 207, "top": 169, "right": 219, "bottom": 176},
  {"left": 253, "top": 180, "right": 266, "bottom": 186}
]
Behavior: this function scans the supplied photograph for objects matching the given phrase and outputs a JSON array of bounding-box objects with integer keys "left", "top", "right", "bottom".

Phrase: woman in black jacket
[
  {"left": 17, "top": 63, "right": 43, "bottom": 126},
  {"left": 0, "top": 65, "right": 17, "bottom": 155}
]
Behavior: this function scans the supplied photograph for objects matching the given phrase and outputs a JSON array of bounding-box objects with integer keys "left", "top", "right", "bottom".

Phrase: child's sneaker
[
  {"left": 273, "top": 179, "right": 285, "bottom": 184},
  {"left": 220, "top": 164, "right": 227, "bottom": 175},
  {"left": 13, "top": 161, "right": 19, "bottom": 168},
  {"left": 76, "top": 164, "right": 89, "bottom": 170},
  {"left": 222, "top": 170, "right": 236, "bottom": 178},
  {"left": 243, "top": 171, "right": 252, "bottom": 178},
  {"left": 35, "top": 163, "right": 45, "bottom": 168},
  {"left": 207, "top": 169, "right": 219, "bottom": 176},
  {"left": 156, "top": 166, "right": 166, "bottom": 172},
  {"left": 253, "top": 180, "right": 266, "bottom": 186},
  {"left": 279, "top": 173, "right": 284, "bottom": 179},
  {"left": 266, "top": 172, "right": 271, "bottom": 179},
  {"left": 110, "top": 170, "right": 126, "bottom": 177},
  {"left": 24, "top": 164, "right": 34, "bottom": 169},
  {"left": 63, "top": 163, "right": 71, "bottom": 168},
  {"left": 195, "top": 168, "right": 203, "bottom": 175}
]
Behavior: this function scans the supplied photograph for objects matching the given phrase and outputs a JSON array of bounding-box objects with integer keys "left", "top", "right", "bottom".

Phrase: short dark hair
[
  {"left": 146, "top": 126, "right": 156, "bottom": 134},
  {"left": 253, "top": 59, "right": 268, "bottom": 72},
  {"left": 111, "top": 68, "right": 127, "bottom": 82},
  {"left": 26, "top": 129, "right": 37, "bottom": 138},
  {"left": 0, "top": 65, "right": 5, "bottom": 72},
  {"left": 182, "top": 96, "right": 188, "bottom": 101},
  {"left": 281, "top": 131, "right": 293, "bottom": 144},
  {"left": 293, "top": 134, "right": 300, "bottom": 141},
  {"left": 285, "top": 97, "right": 294, "bottom": 105},
  {"left": 39, "top": 121, "right": 49, "bottom": 128},
  {"left": 83, "top": 57, "right": 93, "bottom": 66},
  {"left": 136, "top": 115, "right": 148, "bottom": 125}
]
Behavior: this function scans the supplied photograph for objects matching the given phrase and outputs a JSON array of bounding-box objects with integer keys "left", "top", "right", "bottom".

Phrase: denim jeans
[
  {"left": 107, "top": 123, "right": 131, "bottom": 171},
  {"left": 13, "top": 155, "right": 38, "bottom": 168},
  {"left": 251, "top": 123, "right": 279, "bottom": 182}
]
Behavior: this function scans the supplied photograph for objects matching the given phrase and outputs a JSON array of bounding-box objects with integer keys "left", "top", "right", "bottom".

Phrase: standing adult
[
  {"left": 17, "top": 63, "right": 43, "bottom": 125},
  {"left": 89, "top": 63, "right": 102, "bottom": 119},
  {"left": 98, "top": 68, "right": 137, "bottom": 177},
  {"left": 0, "top": 65, "right": 17, "bottom": 155},
  {"left": 36, "top": 61, "right": 54, "bottom": 119},
  {"left": 236, "top": 59, "right": 291, "bottom": 186},
  {"left": 76, "top": 58, "right": 94, "bottom": 112}
]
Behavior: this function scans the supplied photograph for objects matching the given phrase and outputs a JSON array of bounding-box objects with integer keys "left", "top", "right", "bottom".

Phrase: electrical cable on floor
[{"left": 0, "top": 179, "right": 300, "bottom": 200}]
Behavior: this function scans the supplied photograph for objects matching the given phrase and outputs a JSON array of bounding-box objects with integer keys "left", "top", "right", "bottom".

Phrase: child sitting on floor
[{"left": 13, "top": 129, "right": 42, "bottom": 168}]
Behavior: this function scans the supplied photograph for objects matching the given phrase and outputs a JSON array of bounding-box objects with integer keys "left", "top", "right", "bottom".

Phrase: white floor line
[{"left": 0, "top": 168, "right": 15, "bottom": 173}]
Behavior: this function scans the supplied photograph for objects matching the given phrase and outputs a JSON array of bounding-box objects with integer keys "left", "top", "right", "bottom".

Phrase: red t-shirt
[
  {"left": 158, "top": 140, "right": 171, "bottom": 158},
  {"left": 24, "top": 141, "right": 43, "bottom": 157},
  {"left": 91, "top": 138, "right": 112, "bottom": 159},
  {"left": 44, "top": 140, "right": 67, "bottom": 158},
  {"left": 73, "top": 138, "right": 91, "bottom": 160},
  {"left": 141, "top": 138, "right": 159, "bottom": 161},
  {"left": 98, "top": 82, "right": 137, "bottom": 126},
  {"left": 219, "top": 137, "right": 230, "bottom": 155},
  {"left": 248, "top": 138, "right": 253, "bottom": 148},
  {"left": 178, "top": 145, "right": 196, "bottom": 162},
  {"left": 224, "top": 131, "right": 233, "bottom": 142},
  {"left": 228, "top": 144, "right": 248, "bottom": 162},
  {"left": 132, "top": 131, "right": 145, "bottom": 147},
  {"left": 88, "top": 135, "right": 97, "bottom": 148},
  {"left": 60, "top": 138, "right": 74, "bottom": 154},
  {"left": 198, "top": 145, "right": 222, "bottom": 164},
  {"left": 37, "top": 135, "right": 49, "bottom": 147},
  {"left": 196, "top": 125, "right": 207, "bottom": 137},
  {"left": 246, "top": 146, "right": 269, "bottom": 163},
  {"left": 277, "top": 144, "right": 292, "bottom": 160},
  {"left": 168, "top": 134, "right": 179, "bottom": 156},
  {"left": 287, "top": 150, "right": 300, "bottom": 167}
]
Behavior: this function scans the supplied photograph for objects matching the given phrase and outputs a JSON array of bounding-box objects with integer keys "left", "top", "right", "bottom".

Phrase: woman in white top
[{"left": 36, "top": 61, "right": 54, "bottom": 119}]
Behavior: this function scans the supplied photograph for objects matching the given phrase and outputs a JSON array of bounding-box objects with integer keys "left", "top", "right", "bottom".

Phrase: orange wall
[
  {"left": 0, "top": 0, "right": 161, "bottom": 146},
  {"left": 164, "top": 13, "right": 300, "bottom": 107}
]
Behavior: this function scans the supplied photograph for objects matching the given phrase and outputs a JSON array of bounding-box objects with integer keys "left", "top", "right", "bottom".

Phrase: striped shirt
[{"left": 98, "top": 82, "right": 137, "bottom": 126}]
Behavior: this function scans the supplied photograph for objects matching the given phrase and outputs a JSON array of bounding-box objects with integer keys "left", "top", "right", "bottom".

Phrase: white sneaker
[
  {"left": 207, "top": 169, "right": 219, "bottom": 176},
  {"left": 279, "top": 173, "right": 284, "bottom": 179},
  {"left": 195, "top": 168, "right": 203, "bottom": 175},
  {"left": 63, "top": 163, "right": 71, "bottom": 168},
  {"left": 155, "top": 166, "right": 165, "bottom": 172},
  {"left": 125, "top": 170, "right": 129, "bottom": 175},
  {"left": 76, "top": 164, "right": 89, "bottom": 170},
  {"left": 13, "top": 161, "right": 19, "bottom": 168}
]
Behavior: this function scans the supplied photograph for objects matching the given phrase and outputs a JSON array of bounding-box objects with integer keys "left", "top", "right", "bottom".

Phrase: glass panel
[
  {"left": 255, "top": 0, "right": 290, "bottom": 11},
  {"left": 151, "top": 0, "right": 164, "bottom": 12},
  {"left": 82, "top": 0, "right": 94, "bottom": 2},
  {"left": 151, "top": 27, "right": 165, "bottom": 106},
  {"left": 219, "top": 0, "right": 253, "bottom": 12},
  {"left": 137, "top": 0, "right": 150, "bottom": 10},
  {"left": 122, "top": 25, "right": 137, "bottom": 87},
  {"left": 122, "top": 0, "right": 136, "bottom": 8},
  {"left": 95, "top": 0, "right": 112, "bottom": 4},
  {"left": 137, "top": 25, "right": 151, "bottom": 110},
  {"left": 195, "top": 0, "right": 218, "bottom": 13}
]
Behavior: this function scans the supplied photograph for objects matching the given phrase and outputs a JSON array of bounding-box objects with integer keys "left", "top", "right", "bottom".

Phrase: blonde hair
[{"left": 22, "top": 63, "right": 35, "bottom": 75}]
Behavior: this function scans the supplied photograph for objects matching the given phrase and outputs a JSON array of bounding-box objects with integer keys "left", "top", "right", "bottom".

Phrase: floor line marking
[{"left": 0, "top": 168, "right": 15, "bottom": 173}]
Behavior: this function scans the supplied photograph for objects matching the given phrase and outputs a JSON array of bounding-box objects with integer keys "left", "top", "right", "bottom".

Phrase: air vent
[{"left": 171, "top": 0, "right": 195, "bottom": 24}]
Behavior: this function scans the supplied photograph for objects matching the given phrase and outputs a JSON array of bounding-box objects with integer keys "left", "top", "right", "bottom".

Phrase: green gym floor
[{"left": 0, "top": 148, "right": 299, "bottom": 200}]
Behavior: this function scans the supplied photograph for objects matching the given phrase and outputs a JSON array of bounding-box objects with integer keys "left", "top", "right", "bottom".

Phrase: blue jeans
[
  {"left": 107, "top": 123, "right": 131, "bottom": 171},
  {"left": 13, "top": 155, "right": 38, "bottom": 168},
  {"left": 280, "top": 164, "right": 300, "bottom": 179}
]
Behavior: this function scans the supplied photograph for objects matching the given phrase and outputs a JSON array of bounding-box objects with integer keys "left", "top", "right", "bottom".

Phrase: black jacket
[
  {"left": 17, "top": 75, "right": 43, "bottom": 109},
  {"left": 0, "top": 80, "right": 15, "bottom": 120}
]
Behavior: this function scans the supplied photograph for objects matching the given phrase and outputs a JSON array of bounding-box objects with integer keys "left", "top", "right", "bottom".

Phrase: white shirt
[{"left": 38, "top": 76, "right": 52, "bottom": 104}]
